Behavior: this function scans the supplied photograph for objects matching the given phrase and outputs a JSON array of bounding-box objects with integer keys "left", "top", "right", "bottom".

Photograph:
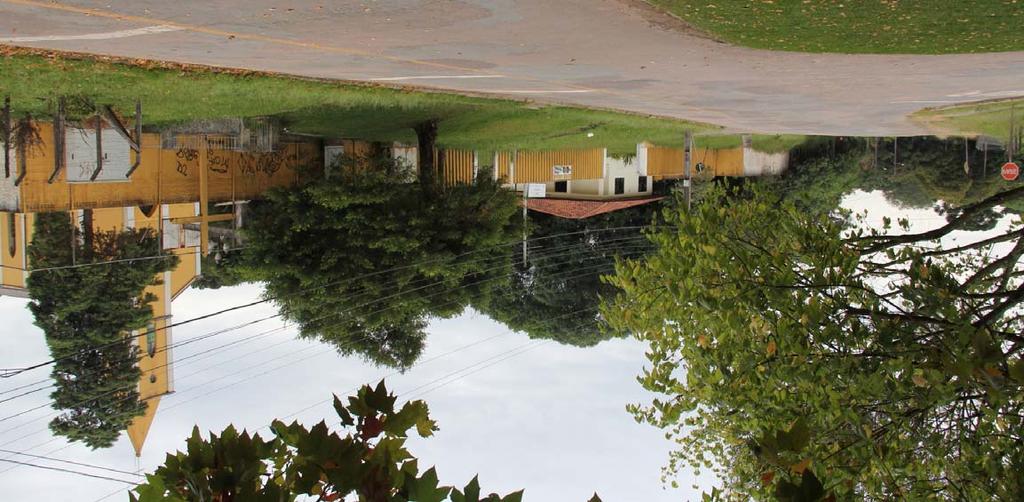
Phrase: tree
[
  {"left": 764, "top": 136, "right": 1024, "bottom": 221},
  {"left": 604, "top": 186, "right": 1024, "bottom": 500},
  {"left": 239, "top": 153, "right": 519, "bottom": 369},
  {"left": 26, "top": 212, "right": 178, "bottom": 448},
  {"left": 474, "top": 206, "right": 657, "bottom": 347},
  {"left": 132, "top": 381, "right": 529, "bottom": 502},
  {"left": 191, "top": 252, "right": 249, "bottom": 290}
]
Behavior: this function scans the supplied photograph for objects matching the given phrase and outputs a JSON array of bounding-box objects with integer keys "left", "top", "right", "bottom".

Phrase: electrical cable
[{"left": 1, "top": 225, "right": 656, "bottom": 379}]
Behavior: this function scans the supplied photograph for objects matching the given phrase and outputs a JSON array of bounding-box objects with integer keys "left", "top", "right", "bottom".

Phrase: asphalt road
[{"left": 1, "top": 0, "right": 1023, "bottom": 135}]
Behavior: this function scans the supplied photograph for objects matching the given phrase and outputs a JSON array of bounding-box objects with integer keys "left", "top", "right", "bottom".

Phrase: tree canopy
[
  {"left": 474, "top": 207, "right": 657, "bottom": 347},
  {"left": 604, "top": 185, "right": 1024, "bottom": 500},
  {"left": 238, "top": 153, "right": 520, "bottom": 369},
  {"left": 26, "top": 212, "right": 178, "bottom": 448}
]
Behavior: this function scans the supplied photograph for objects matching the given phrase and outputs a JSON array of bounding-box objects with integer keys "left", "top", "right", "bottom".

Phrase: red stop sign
[{"left": 1003, "top": 162, "right": 1020, "bottom": 181}]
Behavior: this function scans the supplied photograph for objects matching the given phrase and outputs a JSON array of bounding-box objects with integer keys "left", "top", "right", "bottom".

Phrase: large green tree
[
  {"left": 474, "top": 206, "right": 657, "bottom": 347},
  {"left": 765, "top": 136, "right": 1024, "bottom": 220},
  {"left": 239, "top": 153, "right": 519, "bottom": 369},
  {"left": 604, "top": 186, "right": 1024, "bottom": 500},
  {"left": 27, "top": 212, "right": 178, "bottom": 448},
  {"left": 132, "top": 382, "right": 531, "bottom": 502}
]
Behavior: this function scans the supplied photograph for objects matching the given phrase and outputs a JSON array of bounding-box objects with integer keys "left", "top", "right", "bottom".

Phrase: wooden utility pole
[
  {"left": 90, "top": 111, "right": 104, "bottom": 181},
  {"left": 684, "top": 132, "right": 693, "bottom": 211},
  {"left": 199, "top": 136, "right": 210, "bottom": 256},
  {"left": 2, "top": 96, "right": 9, "bottom": 179}
]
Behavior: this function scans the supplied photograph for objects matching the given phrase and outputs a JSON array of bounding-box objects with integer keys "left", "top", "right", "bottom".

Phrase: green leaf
[
  {"left": 501, "top": 489, "right": 525, "bottom": 502},
  {"left": 406, "top": 467, "right": 451, "bottom": 502},
  {"left": 333, "top": 394, "right": 355, "bottom": 427},
  {"left": 785, "top": 418, "right": 810, "bottom": 453},
  {"left": 385, "top": 400, "right": 433, "bottom": 437}
]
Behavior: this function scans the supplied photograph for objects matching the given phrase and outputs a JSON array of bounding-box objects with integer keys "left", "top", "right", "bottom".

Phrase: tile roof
[{"left": 523, "top": 197, "right": 663, "bottom": 219}]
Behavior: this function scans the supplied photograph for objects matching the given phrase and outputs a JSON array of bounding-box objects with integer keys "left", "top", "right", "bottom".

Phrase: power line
[
  {"left": 157, "top": 254, "right": 645, "bottom": 414},
  {"left": 5, "top": 280, "right": 657, "bottom": 485},
  {"left": 258, "top": 305, "right": 611, "bottom": 433},
  {"left": 0, "top": 457, "right": 138, "bottom": 484},
  {"left": 1, "top": 225, "right": 653, "bottom": 379},
  {"left": 0, "top": 240, "right": 652, "bottom": 475},
  {"left": 0, "top": 248, "right": 204, "bottom": 274},
  {"left": 0, "top": 247, "right": 644, "bottom": 461},
  {"left": 0, "top": 233, "right": 650, "bottom": 425},
  {"left": 0, "top": 447, "right": 143, "bottom": 477}
]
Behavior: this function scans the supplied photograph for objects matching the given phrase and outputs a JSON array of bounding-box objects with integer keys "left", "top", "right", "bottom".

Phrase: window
[
  {"left": 554, "top": 181, "right": 568, "bottom": 193},
  {"left": 638, "top": 176, "right": 648, "bottom": 192},
  {"left": 145, "top": 322, "right": 157, "bottom": 358},
  {"left": 553, "top": 165, "right": 573, "bottom": 176},
  {"left": 614, "top": 177, "right": 625, "bottom": 195},
  {"left": 6, "top": 213, "right": 15, "bottom": 258}
]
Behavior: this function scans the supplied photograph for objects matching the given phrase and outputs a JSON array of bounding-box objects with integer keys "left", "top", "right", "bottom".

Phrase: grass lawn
[
  {"left": 0, "top": 52, "right": 752, "bottom": 156},
  {"left": 911, "top": 98, "right": 1024, "bottom": 139},
  {"left": 648, "top": 0, "right": 1024, "bottom": 54}
]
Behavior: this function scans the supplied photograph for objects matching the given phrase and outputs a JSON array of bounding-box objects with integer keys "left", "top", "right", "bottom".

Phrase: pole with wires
[{"left": 684, "top": 131, "right": 693, "bottom": 211}]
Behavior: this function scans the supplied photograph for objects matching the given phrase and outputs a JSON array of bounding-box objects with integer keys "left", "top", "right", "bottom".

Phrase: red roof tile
[{"left": 523, "top": 197, "right": 663, "bottom": 219}]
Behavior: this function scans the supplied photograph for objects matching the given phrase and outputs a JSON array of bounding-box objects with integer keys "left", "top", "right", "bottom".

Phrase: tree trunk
[
  {"left": 81, "top": 209, "right": 94, "bottom": 260},
  {"left": 414, "top": 120, "right": 438, "bottom": 189}
]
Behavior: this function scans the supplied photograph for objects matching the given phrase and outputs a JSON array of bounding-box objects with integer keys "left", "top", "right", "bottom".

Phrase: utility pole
[
  {"left": 522, "top": 188, "right": 528, "bottom": 265},
  {"left": 2, "top": 96, "right": 9, "bottom": 179},
  {"left": 983, "top": 141, "right": 989, "bottom": 178},
  {"left": 893, "top": 137, "right": 898, "bottom": 172},
  {"left": 684, "top": 131, "right": 693, "bottom": 211},
  {"left": 1011, "top": 106, "right": 1017, "bottom": 163},
  {"left": 964, "top": 137, "right": 970, "bottom": 177}
]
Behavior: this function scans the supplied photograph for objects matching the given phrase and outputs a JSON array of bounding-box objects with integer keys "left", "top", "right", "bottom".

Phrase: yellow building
[
  {"left": 639, "top": 142, "right": 790, "bottom": 180},
  {"left": 1, "top": 120, "right": 318, "bottom": 456}
]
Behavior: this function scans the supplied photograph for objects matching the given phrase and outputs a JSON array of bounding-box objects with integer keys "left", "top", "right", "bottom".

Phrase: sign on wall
[{"left": 553, "top": 164, "right": 573, "bottom": 176}]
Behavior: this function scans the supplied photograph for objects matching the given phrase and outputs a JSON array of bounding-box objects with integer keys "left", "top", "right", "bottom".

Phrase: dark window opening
[
  {"left": 614, "top": 177, "right": 625, "bottom": 195},
  {"left": 638, "top": 176, "right": 648, "bottom": 192},
  {"left": 145, "top": 322, "right": 157, "bottom": 358},
  {"left": 6, "top": 213, "right": 15, "bottom": 258},
  {"left": 554, "top": 181, "right": 568, "bottom": 193}
]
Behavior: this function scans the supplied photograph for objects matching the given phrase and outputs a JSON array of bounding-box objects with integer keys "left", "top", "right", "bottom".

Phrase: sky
[
  {"left": 0, "top": 188, "right": 1017, "bottom": 502},
  {"left": 0, "top": 282, "right": 708, "bottom": 501}
]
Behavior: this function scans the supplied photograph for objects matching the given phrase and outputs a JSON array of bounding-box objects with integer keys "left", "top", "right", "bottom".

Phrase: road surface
[{"left": 1, "top": 0, "right": 1023, "bottom": 135}]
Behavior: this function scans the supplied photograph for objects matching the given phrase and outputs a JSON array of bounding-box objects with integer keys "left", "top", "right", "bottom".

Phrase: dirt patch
[{"left": 613, "top": 0, "right": 724, "bottom": 43}]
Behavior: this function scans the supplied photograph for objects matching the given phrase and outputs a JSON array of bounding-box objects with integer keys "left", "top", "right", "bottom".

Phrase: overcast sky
[
  {"left": 0, "top": 282, "right": 706, "bottom": 502},
  {"left": 0, "top": 188, "right": 1016, "bottom": 502}
]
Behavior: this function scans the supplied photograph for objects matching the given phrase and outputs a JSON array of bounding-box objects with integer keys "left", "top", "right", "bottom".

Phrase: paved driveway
[{"left": 2, "top": 0, "right": 1023, "bottom": 135}]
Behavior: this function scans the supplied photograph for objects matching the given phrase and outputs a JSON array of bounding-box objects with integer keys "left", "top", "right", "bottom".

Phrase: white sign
[
  {"left": 526, "top": 183, "right": 547, "bottom": 198},
  {"left": 553, "top": 165, "right": 573, "bottom": 176}
]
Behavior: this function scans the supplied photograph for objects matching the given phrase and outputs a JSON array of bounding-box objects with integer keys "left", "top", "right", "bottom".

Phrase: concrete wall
[
  {"left": 66, "top": 127, "right": 133, "bottom": 181},
  {"left": 602, "top": 156, "right": 650, "bottom": 197},
  {"left": 0, "top": 146, "right": 16, "bottom": 210},
  {"left": 743, "top": 148, "right": 790, "bottom": 176}
]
